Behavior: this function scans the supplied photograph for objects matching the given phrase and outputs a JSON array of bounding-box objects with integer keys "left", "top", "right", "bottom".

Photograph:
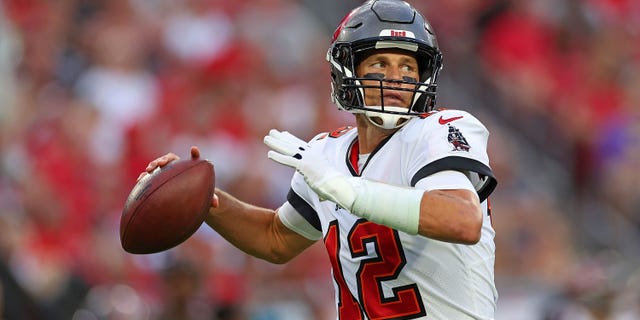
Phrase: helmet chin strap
[{"left": 361, "top": 106, "right": 413, "bottom": 130}]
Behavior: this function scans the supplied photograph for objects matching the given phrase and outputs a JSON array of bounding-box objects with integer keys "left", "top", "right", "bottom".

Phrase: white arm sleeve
[{"left": 276, "top": 202, "right": 322, "bottom": 241}]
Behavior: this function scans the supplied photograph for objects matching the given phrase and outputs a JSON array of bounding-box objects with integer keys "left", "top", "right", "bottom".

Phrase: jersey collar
[{"left": 345, "top": 135, "right": 395, "bottom": 176}]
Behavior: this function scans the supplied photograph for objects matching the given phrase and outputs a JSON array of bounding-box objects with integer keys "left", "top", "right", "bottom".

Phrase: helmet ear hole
[
  {"left": 339, "top": 88, "right": 357, "bottom": 106},
  {"left": 332, "top": 47, "right": 343, "bottom": 60},
  {"left": 332, "top": 45, "right": 352, "bottom": 65},
  {"left": 338, "top": 89, "right": 349, "bottom": 101}
]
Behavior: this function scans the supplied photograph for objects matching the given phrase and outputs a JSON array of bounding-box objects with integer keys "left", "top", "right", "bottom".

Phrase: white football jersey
[{"left": 278, "top": 109, "right": 498, "bottom": 320}]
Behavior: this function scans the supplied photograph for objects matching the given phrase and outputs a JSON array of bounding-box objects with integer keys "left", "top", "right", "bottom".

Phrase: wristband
[{"left": 345, "top": 177, "right": 423, "bottom": 235}]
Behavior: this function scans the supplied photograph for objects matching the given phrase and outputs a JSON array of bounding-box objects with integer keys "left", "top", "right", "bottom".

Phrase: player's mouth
[{"left": 382, "top": 92, "right": 406, "bottom": 107}]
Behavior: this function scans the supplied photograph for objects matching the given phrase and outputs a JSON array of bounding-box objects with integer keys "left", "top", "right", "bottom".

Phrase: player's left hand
[{"left": 264, "top": 129, "right": 357, "bottom": 209}]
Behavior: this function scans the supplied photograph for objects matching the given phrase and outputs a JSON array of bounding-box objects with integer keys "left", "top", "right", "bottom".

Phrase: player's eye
[
  {"left": 370, "top": 61, "right": 385, "bottom": 69},
  {"left": 401, "top": 65, "right": 415, "bottom": 73}
]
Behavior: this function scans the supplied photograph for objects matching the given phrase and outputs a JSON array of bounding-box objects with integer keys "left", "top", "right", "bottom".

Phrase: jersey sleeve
[
  {"left": 278, "top": 200, "right": 322, "bottom": 241},
  {"left": 276, "top": 167, "right": 324, "bottom": 242},
  {"left": 406, "top": 109, "right": 497, "bottom": 201}
]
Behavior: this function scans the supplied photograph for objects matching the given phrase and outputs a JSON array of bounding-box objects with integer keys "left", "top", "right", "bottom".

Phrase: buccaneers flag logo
[{"left": 447, "top": 125, "right": 470, "bottom": 152}]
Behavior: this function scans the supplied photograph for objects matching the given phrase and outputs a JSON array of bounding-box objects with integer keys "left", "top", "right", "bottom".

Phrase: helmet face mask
[{"left": 327, "top": 0, "right": 443, "bottom": 129}]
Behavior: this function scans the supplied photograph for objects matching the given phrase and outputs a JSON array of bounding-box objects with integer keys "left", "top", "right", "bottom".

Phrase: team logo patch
[{"left": 447, "top": 125, "right": 470, "bottom": 152}]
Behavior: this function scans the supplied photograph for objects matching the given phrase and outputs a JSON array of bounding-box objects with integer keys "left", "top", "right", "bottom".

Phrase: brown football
[{"left": 120, "top": 159, "right": 214, "bottom": 254}]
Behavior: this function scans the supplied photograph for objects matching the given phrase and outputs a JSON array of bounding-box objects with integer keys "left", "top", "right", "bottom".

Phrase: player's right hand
[
  {"left": 137, "top": 146, "right": 219, "bottom": 208},
  {"left": 138, "top": 146, "right": 201, "bottom": 181},
  {"left": 264, "top": 129, "right": 358, "bottom": 211}
]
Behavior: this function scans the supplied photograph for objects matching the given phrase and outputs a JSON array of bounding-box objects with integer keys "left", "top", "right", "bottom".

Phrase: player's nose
[
  {"left": 383, "top": 66, "right": 406, "bottom": 89},
  {"left": 386, "top": 65, "right": 403, "bottom": 81}
]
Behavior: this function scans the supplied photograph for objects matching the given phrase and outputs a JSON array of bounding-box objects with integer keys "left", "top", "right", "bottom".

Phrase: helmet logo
[{"left": 379, "top": 29, "right": 415, "bottom": 39}]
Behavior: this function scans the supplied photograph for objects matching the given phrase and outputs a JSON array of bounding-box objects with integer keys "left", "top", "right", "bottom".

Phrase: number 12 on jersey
[{"left": 324, "top": 219, "right": 427, "bottom": 319}]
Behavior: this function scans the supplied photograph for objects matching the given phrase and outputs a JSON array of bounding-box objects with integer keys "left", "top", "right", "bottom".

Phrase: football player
[{"left": 143, "top": 0, "right": 498, "bottom": 319}]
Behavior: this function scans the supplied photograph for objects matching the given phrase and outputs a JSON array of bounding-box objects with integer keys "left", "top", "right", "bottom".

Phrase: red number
[
  {"left": 325, "top": 220, "right": 426, "bottom": 319},
  {"left": 326, "top": 222, "right": 364, "bottom": 319}
]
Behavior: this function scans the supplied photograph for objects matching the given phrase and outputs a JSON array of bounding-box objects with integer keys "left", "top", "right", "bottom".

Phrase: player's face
[{"left": 356, "top": 50, "right": 420, "bottom": 109}]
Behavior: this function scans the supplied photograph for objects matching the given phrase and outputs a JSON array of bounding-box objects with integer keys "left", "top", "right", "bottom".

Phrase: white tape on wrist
[{"left": 347, "top": 177, "right": 423, "bottom": 235}]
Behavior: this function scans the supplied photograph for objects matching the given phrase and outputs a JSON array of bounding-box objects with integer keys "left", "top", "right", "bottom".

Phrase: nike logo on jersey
[{"left": 439, "top": 115, "right": 463, "bottom": 125}]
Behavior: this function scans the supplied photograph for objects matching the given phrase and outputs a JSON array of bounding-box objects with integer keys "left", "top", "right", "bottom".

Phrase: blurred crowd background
[{"left": 0, "top": 0, "right": 639, "bottom": 319}]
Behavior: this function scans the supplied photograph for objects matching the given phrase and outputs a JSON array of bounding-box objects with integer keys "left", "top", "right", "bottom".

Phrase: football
[{"left": 120, "top": 159, "right": 215, "bottom": 254}]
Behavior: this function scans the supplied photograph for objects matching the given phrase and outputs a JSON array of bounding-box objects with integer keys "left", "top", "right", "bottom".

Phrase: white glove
[
  {"left": 263, "top": 129, "right": 358, "bottom": 210},
  {"left": 264, "top": 129, "right": 424, "bottom": 235}
]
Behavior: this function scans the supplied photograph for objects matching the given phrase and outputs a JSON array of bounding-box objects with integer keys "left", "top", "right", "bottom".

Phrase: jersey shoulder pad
[{"left": 405, "top": 108, "right": 497, "bottom": 200}]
